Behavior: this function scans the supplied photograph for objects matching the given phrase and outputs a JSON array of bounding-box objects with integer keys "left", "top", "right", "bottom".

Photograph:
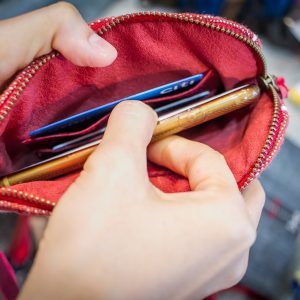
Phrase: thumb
[
  {"left": 147, "top": 136, "right": 237, "bottom": 192},
  {"left": 51, "top": 2, "right": 117, "bottom": 67},
  {"left": 82, "top": 101, "right": 157, "bottom": 184},
  {"left": 0, "top": 2, "right": 117, "bottom": 85}
]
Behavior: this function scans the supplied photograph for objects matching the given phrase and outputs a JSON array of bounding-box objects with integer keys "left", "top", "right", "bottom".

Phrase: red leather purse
[{"left": 0, "top": 12, "right": 288, "bottom": 215}]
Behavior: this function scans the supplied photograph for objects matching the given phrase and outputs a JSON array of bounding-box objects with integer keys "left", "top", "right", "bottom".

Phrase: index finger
[{"left": 147, "top": 135, "right": 237, "bottom": 192}]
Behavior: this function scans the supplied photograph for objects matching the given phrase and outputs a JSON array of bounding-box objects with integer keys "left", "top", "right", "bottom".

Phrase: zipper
[
  {"left": 93, "top": 12, "right": 267, "bottom": 77},
  {"left": 0, "top": 12, "right": 287, "bottom": 212},
  {"left": 0, "top": 53, "right": 58, "bottom": 121},
  {"left": 0, "top": 199, "right": 51, "bottom": 215},
  {"left": 240, "top": 83, "right": 288, "bottom": 189},
  {"left": 0, "top": 187, "right": 55, "bottom": 214}
]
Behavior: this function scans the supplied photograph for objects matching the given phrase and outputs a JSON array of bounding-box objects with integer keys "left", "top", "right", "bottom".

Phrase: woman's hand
[
  {"left": 0, "top": 1, "right": 117, "bottom": 86},
  {"left": 19, "top": 101, "right": 265, "bottom": 300}
]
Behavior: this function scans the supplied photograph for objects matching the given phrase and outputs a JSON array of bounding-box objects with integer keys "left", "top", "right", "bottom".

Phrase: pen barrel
[
  {"left": 152, "top": 85, "right": 260, "bottom": 142},
  {"left": 0, "top": 147, "right": 96, "bottom": 187}
]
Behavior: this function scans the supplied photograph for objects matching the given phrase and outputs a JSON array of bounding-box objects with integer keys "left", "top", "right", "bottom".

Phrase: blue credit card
[
  {"left": 29, "top": 73, "right": 205, "bottom": 138},
  {"left": 51, "top": 90, "right": 210, "bottom": 153}
]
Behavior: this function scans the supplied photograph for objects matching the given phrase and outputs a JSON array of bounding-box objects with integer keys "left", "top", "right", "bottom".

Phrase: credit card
[
  {"left": 30, "top": 73, "right": 205, "bottom": 138},
  {"left": 50, "top": 90, "right": 210, "bottom": 153}
]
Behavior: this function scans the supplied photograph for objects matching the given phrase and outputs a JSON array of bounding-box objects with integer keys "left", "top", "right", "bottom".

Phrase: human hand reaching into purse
[{"left": 19, "top": 100, "right": 265, "bottom": 300}]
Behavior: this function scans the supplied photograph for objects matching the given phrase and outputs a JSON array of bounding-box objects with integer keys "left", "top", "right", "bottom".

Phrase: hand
[
  {"left": 0, "top": 1, "right": 117, "bottom": 87},
  {"left": 19, "top": 101, "right": 265, "bottom": 300}
]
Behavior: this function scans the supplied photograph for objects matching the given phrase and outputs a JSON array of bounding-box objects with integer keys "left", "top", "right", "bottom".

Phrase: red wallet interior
[{"left": 0, "top": 13, "right": 288, "bottom": 214}]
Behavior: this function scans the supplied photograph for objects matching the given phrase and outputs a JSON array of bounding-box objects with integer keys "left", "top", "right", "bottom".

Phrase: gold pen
[{"left": 0, "top": 84, "right": 260, "bottom": 186}]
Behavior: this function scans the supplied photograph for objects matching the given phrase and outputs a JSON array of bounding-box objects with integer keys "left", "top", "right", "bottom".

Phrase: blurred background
[{"left": 0, "top": 0, "right": 300, "bottom": 299}]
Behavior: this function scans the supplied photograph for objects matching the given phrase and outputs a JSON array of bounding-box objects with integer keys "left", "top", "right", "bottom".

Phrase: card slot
[
  {"left": 23, "top": 69, "right": 220, "bottom": 151},
  {"left": 28, "top": 71, "right": 210, "bottom": 140},
  {"left": 22, "top": 114, "right": 110, "bottom": 149}
]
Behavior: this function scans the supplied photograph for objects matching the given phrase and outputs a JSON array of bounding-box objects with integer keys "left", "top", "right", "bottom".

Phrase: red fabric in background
[
  {"left": 8, "top": 216, "right": 32, "bottom": 268},
  {"left": 0, "top": 252, "right": 19, "bottom": 300}
]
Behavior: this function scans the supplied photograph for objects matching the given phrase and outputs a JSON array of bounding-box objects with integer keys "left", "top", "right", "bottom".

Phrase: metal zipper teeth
[
  {"left": 94, "top": 12, "right": 267, "bottom": 76},
  {"left": 0, "top": 200, "right": 50, "bottom": 215},
  {"left": 0, "top": 12, "right": 281, "bottom": 212},
  {"left": 0, "top": 52, "right": 58, "bottom": 121},
  {"left": 1, "top": 187, "right": 56, "bottom": 208},
  {"left": 265, "top": 110, "right": 288, "bottom": 165},
  {"left": 240, "top": 85, "right": 287, "bottom": 189},
  {"left": 188, "top": 14, "right": 255, "bottom": 39},
  {"left": 0, "top": 53, "right": 59, "bottom": 212}
]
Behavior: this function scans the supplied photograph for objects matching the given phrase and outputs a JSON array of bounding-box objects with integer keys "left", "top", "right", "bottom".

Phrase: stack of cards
[{"left": 29, "top": 73, "right": 212, "bottom": 155}]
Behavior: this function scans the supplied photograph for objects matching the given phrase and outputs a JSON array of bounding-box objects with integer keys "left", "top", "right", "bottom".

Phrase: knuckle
[
  {"left": 241, "top": 222, "right": 256, "bottom": 247},
  {"left": 203, "top": 177, "right": 237, "bottom": 197},
  {"left": 214, "top": 150, "right": 226, "bottom": 162},
  {"left": 222, "top": 212, "right": 256, "bottom": 247},
  {"left": 206, "top": 147, "right": 226, "bottom": 164},
  {"left": 52, "top": 1, "right": 79, "bottom": 17},
  {"left": 210, "top": 177, "right": 233, "bottom": 192}
]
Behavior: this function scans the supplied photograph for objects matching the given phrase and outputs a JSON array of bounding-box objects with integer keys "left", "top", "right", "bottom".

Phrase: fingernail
[
  {"left": 88, "top": 33, "right": 117, "bottom": 65},
  {"left": 116, "top": 101, "right": 158, "bottom": 125}
]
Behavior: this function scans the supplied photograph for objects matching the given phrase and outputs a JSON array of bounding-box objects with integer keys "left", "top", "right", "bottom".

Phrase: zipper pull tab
[{"left": 260, "top": 73, "right": 281, "bottom": 95}]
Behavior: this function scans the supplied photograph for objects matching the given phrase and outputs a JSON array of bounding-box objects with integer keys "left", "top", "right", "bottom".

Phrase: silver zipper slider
[{"left": 260, "top": 73, "right": 281, "bottom": 95}]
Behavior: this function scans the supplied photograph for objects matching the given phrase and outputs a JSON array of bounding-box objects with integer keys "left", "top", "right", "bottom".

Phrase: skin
[{"left": 0, "top": 2, "right": 265, "bottom": 299}]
